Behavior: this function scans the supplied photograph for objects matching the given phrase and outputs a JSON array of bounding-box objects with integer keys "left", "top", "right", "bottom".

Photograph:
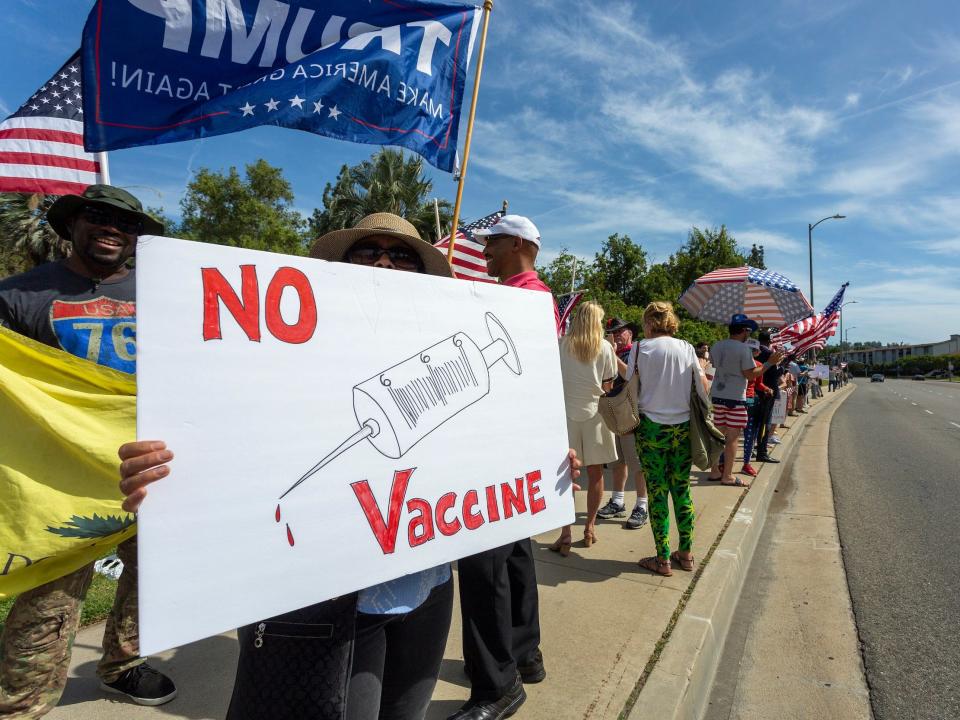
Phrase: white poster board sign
[
  {"left": 135, "top": 238, "right": 574, "bottom": 654},
  {"left": 813, "top": 364, "right": 829, "bottom": 380}
]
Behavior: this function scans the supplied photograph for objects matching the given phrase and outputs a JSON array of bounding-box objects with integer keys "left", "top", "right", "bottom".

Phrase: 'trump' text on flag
[{"left": 81, "top": 0, "right": 481, "bottom": 173}]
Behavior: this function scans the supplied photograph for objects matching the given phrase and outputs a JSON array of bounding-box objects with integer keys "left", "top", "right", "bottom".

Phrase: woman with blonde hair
[
  {"left": 624, "top": 301, "right": 709, "bottom": 576},
  {"left": 552, "top": 301, "right": 619, "bottom": 555}
]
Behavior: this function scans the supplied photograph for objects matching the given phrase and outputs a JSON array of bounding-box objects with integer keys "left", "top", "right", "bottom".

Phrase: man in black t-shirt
[
  {"left": 754, "top": 331, "right": 784, "bottom": 462},
  {"left": 0, "top": 185, "right": 176, "bottom": 715}
]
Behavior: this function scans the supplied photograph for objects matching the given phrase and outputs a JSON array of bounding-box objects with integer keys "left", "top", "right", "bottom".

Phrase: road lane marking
[
  {"left": 912, "top": 402, "right": 918, "bottom": 406},
  {"left": 951, "top": 422, "right": 960, "bottom": 429},
  {"left": 925, "top": 410, "right": 934, "bottom": 415}
]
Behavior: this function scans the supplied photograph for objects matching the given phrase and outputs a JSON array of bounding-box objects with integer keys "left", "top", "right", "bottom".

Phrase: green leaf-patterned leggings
[{"left": 635, "top": 416, "right": 695, "bottom": 560}]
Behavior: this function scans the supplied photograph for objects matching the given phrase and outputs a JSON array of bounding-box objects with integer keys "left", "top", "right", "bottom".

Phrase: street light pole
[
  {"left": 807, "top": 214, "right": 846, "bottom": 307},
  {"left": 839, "top": 300, "right": 858, "bottom": 365}
]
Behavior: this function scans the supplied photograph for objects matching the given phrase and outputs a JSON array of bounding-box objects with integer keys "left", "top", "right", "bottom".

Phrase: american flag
[
  {"left": 0, "top": 52, "right": 103, "bottom": 195},
  {"left": 773, "top": 283, "right": 848, "bottom": 357},
  {"left": 434, "top": 210, "right": 502, "bottom": 283},
  {"left": 556, "top": 291, "right": 584, "bottom": 336}
]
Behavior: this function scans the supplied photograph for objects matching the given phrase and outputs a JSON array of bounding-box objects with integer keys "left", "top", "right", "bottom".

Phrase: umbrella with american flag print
[{"left": 678, "top": 266, "right": 813, "bottom": 328}]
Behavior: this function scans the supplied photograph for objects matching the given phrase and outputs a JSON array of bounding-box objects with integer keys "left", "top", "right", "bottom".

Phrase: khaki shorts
[
  {"left": 567, "top": 413, "right": 618, "bottom": 467},
  {"left": 611, "top": 431, "right": 641, "bottom": 473}
]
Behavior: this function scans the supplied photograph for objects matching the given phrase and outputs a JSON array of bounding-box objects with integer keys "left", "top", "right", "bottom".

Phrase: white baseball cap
[{"left": 473, "top": 214, "right": 541, "bottom": 247}]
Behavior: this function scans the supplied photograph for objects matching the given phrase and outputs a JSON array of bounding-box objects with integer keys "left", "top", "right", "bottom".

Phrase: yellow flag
[{"left": 0, "top": 325, "right": 136, "bottom": 598}]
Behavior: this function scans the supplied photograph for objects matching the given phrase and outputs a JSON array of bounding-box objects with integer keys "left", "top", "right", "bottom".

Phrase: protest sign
[
  {"left": 135, "top": 238, "right": 574, "bottom": 654},
  {"left": 813, "top": 364, "right": 829, "bottom": 380},
  {"left": 81, "top": 0, "right": 480, "bottom": 172}
]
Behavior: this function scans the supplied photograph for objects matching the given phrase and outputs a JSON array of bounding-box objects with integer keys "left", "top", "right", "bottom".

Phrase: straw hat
[{"left": 309, "top": 213, "right": 454, "bottom": 278}]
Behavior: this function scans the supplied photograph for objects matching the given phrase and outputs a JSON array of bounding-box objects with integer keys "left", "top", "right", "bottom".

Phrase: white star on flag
[
  {"left": 239, "top": 102, "right": 255, "bottom": 117},
  {"left": 289, "top": 95, "right": 305, "bottom": 109},
  {"left": 313, "top": 100, "right": 324, "bottom": 113},
  {"left": 265, "top": 98, "right": 279, "bottom": 111},
  {"left": 328, "top": 105, "right": 341, "bottom": 120}
]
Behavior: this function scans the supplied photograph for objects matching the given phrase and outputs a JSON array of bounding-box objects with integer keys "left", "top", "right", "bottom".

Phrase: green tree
[
  {"left": 665, "top": 226, "right": 746, "bottom": 293},
  {"left": 538, "top": 249, "right": 588, "bottom": 295},
  {"left": 309, "top": 148, "right": 452, "bottom": 242},
  {"left": 745, "top": 243, "right": 766, "bottom": 269},
  {"left": 590, "top": 233, "right": 649, "bottom": 306},
  {"left": 178, "top": 160, "right": 307, "bottom": 254},
  {"left": 0, "top": 193, "right": 69, "bottom": 276}
]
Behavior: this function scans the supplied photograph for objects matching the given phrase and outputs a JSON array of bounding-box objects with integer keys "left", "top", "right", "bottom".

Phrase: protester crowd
[{"left": 0, "top": 183, "right": 846, "bottom": 720}]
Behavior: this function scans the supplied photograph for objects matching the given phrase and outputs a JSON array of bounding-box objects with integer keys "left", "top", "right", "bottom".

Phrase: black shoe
[
  {"left": 446, "top": 675, "right": 526, "bottom": 720},
  {"left": 518, "top": 649, "right": 546, "bottom": 683},
  {"left": 100, "top": 663, "right": 177, "bottom": 706},
  {"left": 757, "top": 456, "right": 781, "bottom": 464}
]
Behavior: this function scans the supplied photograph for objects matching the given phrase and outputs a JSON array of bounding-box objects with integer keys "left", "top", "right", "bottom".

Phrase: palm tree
[
  {"left": 0, "top": 193, "right": 69, "bottom": 270},
  {"left": 310, "top": 149, "right": 453, "bottom": 241}
]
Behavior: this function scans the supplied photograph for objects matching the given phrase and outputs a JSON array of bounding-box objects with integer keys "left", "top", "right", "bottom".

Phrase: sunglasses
[
  {"left": 346, "top": 242, "right": 423, "bottom": 271},
  {"left": 80, "top": 205, "right": 144, "bottom": 235}
]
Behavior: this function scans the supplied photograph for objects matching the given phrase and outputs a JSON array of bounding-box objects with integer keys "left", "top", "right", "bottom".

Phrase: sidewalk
[{"left": 48, "top": 387, "right": 853, "bottom": 720}]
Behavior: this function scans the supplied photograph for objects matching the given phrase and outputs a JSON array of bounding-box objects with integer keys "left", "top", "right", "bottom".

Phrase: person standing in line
[
  {"left": 596, "top": 317, "right": 649, "bottom": 530},
  {"left": 625, "top": 302, "right": 708, "bottom": 577},
  {"left": 753, "top": 332, "right": 784, "bottom": 462},
  {"left": 708, "top": 316, "right": 784, "bottom": 486},
  {"left": 0, "top": 185, "right": 177, "bottom": 715},
  {"left": 551, "top": 302, "right": 619, "bottom": 555},
  {"left": 741, "top": 340, "right": 773, "bottom": 477},
  {"left": 444, "top": 215, "right": 556, "bottom": 720}
]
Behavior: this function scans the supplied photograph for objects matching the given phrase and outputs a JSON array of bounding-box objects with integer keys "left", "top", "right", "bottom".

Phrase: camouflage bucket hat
[{"left": 46, "top": 184, "right": 164, "bottom": 239}]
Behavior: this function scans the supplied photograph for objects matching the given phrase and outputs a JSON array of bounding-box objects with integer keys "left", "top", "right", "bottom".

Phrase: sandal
[
  {"left": 548, "top": 536, "right": 572, "bottom": 557},
  {"left": 638, "top": 555, "right": 672, "bottom": 577},
  {"left": 670, "top": 551, "right": 694, "bottom": 572},
  {"left": 583, "top": 529, "right": 598, "bottom": 548},
  {"left": 721, "top": 478, "right": 749, "bottom": 487}
]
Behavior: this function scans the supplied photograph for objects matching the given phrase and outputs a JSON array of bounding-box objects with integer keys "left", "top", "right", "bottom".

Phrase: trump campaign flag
[
  {"left": 81, "top": 0, "right": 481, "bottom": 173},
  {"left": 0, "top": 52, "right": 105, "bottom": 195}
]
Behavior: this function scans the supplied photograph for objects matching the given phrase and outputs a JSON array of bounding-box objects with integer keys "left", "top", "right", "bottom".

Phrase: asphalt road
[{"left": 830, "top": 378, "right": 960, "bottom": 720}]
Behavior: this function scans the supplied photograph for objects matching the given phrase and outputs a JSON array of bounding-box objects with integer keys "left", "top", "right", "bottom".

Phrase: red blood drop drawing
[
  {"left": 275, "top": 504, "right": 281, "bottom": 523},
  {"left": 286, "top": 523, "right": 295, "bottom": 547}
]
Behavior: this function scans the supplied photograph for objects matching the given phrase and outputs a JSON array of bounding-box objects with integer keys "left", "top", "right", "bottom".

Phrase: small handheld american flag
[
  {"left": 0, "top": 52, "right": 104, "bottom": 195},
  {"left": 556, "top": 292, "right": 584, "bottom": 336},
  {"left": 434, "top": 210, "right": 503, "bottom": 283},
  {"left": 773, "top": 283, "right": 848, "bottom": 357}
]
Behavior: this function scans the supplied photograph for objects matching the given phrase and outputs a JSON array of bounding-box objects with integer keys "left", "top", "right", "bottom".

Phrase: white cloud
[
  {"left": 914, "top": 238, "right": 960, "bottom": 255},
  {"left": 844, "top": 93, "right": 861, "bottom": 108},
  {"left": 735, "top": 230, "right": 804, "bottom": 254}
]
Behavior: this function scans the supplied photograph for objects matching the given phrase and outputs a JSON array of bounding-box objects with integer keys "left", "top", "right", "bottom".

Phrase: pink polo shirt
[{"left": 502, "top": 270, "right": 561, "bottom": 336}]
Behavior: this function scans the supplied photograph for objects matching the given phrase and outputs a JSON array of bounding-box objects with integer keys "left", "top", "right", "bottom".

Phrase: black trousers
[
  {"left": 457, "top": 538, "right": 541, "bottom": 700},
  {"left": 754, "top": 393, "right": 775, "bottom": 458}
]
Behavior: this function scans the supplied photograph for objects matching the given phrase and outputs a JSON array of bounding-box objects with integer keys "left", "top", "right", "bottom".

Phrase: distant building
[{"left": 846, "top": 334, "right": 960, "bottom": 365}]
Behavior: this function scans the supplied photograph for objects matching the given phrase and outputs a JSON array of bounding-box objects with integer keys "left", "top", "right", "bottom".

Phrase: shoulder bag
[{"left": 598, "top": 346, "right": 641, "bottom": 435}]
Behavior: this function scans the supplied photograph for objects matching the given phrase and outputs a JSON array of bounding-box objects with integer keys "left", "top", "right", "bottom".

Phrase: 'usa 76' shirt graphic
[{"left": 51, "top": 298, "right": 136, "bottom": 373}]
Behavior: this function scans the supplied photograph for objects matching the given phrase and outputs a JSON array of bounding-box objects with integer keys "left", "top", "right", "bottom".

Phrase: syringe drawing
[{"left": 279, "top": 312, "right": 522, "bottom": 502}]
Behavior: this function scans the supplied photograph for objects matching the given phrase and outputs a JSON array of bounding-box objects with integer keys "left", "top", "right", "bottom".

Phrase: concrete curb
[{"left": 628, "top": 385, "right": 857, "bottom": 720}]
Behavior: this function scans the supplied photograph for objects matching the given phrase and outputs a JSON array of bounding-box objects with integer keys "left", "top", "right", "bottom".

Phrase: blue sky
[{"left": 2, "top": 0, "right": 959, "bottom": 345}]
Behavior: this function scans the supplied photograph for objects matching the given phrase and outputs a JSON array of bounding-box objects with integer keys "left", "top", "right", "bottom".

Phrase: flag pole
[
  {"left": 433, "top": 198, "right": 443, "bottom": 242},
  {"left": 446, "top": 0, "right": 493, "bottom": 265},
  {"left": 96, "top": 152, "right": 111, "bottom": 185}
]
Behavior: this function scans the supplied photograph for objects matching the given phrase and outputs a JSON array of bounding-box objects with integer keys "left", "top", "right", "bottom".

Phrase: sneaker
[
  {"left": 625, "top": 505, "right": 648, "bottom": 530},
  {"left": 100, "top": 664, "right": 177, "bottom": 706},
  {"left": 769, "top": 435, "right": 782, "bottom": 445},
  {"left": 741, "top": 464, "right": 758, "bottom": 477},
  {"left": 597, "top": 499, "right": 627, "bottom": 519}
]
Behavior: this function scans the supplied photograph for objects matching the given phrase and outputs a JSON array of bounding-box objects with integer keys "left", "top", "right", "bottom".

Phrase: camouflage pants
[{"left": 0, "top": 537, "right": 142, "bottom": 718}]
